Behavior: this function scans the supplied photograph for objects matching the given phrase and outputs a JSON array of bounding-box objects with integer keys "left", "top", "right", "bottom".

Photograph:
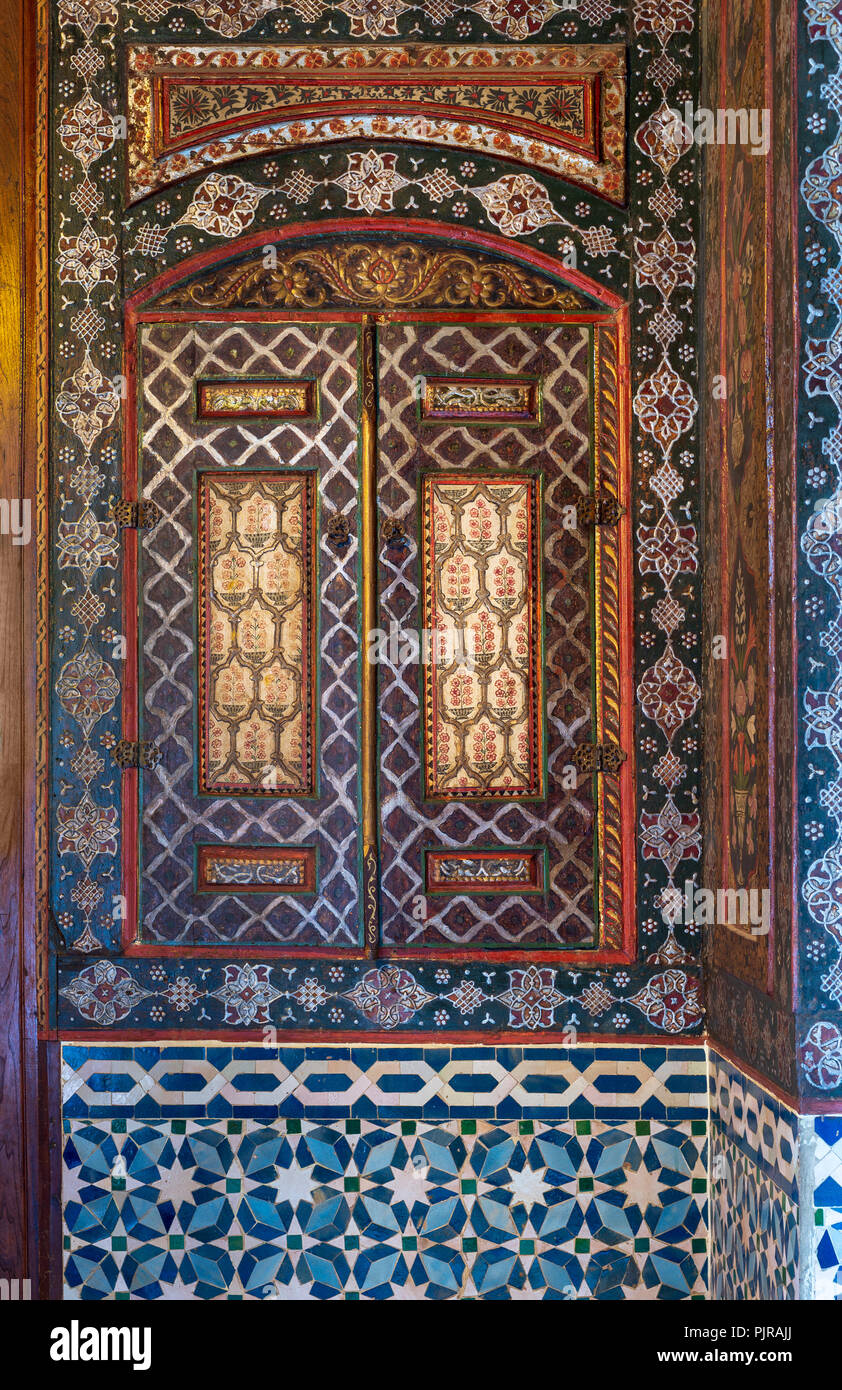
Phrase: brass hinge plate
[
  {"left": 112, "top": 739, "right": 161, "bottom": 770},
  {"left": 111, "top": 498, "right": 161, "bottom": 529},
  {"left": 577, "top": 496, "right": 625, "bottom": 527},
  {"left": 571, "top": 741, "right": 627, "bottom": 775}
]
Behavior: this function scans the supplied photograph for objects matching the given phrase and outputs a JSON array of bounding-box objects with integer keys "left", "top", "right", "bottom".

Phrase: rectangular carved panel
[
  {"left": 196, "top": 845, "right": 316, "bottom": 893},
  {"left": 196, "top": 378, "right": 317, "bottom": 421},
  {"left": 424, "top": 848, "right": 545, "bottom": 895},
  {"left": 421, "top": 473, "right": 544, "bottom": 801},
  {"left": 127, "top": 45, "right": 626, "bottom": 205},
  {"left": 137, "top": 321, "right": 362, "bottom": 947},
  {"left": 377, "top": 322, "right": 599, "bottom": 950},
  {"left": 421, "top": 378, "right": 540, "bottom": 425},
  {"left": 197, "top": 471, "right": 318, "bottom": 797}
]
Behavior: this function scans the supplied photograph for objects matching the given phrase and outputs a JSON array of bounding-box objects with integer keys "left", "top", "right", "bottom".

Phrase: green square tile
[
  {"left": 575, "top": 1121, "right": 591, "bottom": 1135},
  {"left": 63, "top": 1236, "right": 71, "bottom": 1251},
  {"left": 171, "top": 1120, "right": 187, "bottom": 1135},
  {"left": 691, "top": 1120, "right": 707, "bottom": 1135},
  {"left": 692, "top": 1238, "right": 706, "bottom": 1253},
  {"left": 461, "top": 1179, "right": 477, "bottom": 1194},
  {"left": 227, "top": 1120, "right": 242, "bottom": 1135},
  {"left": 519, "top": 1121, "right": 534, "bottom": 1135},
  {"left": 112, "top": 1118, "right": 127, "bottom": 1134},
  {"left": 634, "top": 1238, "right": 649, "bottom": 1252},
  {"left": 691, "top": 1178, "right": 706, "bottom": 1193},
  {"left": 169, "top": 1235, "right": 184, "bottom": 1250},
  {"left": 115, "top": 1292, "right": 130, "bottom": 1301},
  {"left": 346, "top": 1119, "right": 361, "bottom": 1135},
  {"left": 346, "top": 1292, "right": 360, "bottom": 1300},
  {"left": 816, "top": 1210, "right": 824, "bottom": 1226},
  {"left": 111, "top": 1177, "right": 126, "bottom": 1192},
  {"left": 574, "top": 1238, "right": 590, "bottom": 1253},
  {"left": 461, "top": 1120, "right": 477, "bottom": 1135},
  {"left": 635, "top": 1120, "right": 651, "bottom": 1136},
  {"left": 286, "top": 1118, "right": 302, "bottom": 1134},
  {"left": 344, "top": 1236, "right": 360, "bottom": 1251},
  {"left": 402, "top": 1237, "right": 417, "bottom": 1252},
  {"left": 578, "top": 1177, "right": 594, "bottom": 1192},
  {"left": 461, "top": 1237, "right": 477, "bottom": 1253},
  {"left": 344, "top": 1176, "right": 360, "bottom": 1192},
  {"left": 229, "top": 1295, "right": 243, "bottom": 1301},
  {"left": 401, "top": 1121, "right": 416, "bottom": 1135},
  {"left": 111, "top": 1236, "right": 127, "bottom": 1252},
  {"left": 288, "top": 1235, "right": 303, "bottom": 1250},
  {"left": 519, "top": 1240, "right": 534, "bottom": 1255},
  {"left": 226, "top": 1179, "right": 241, "bottom": 1193},
  {"left": 228, "top": 1236, "right": 244, "bottom": 1251}
]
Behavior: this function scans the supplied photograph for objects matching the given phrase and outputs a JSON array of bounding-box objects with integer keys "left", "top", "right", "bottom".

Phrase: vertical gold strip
[{"left": 360, "top": 318, "right": 379, "bottom": 956}]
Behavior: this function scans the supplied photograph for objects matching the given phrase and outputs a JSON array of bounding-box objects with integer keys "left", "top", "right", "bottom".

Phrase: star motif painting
[{"left": 334, "top": 151, "right": 410, "bottom": 214}]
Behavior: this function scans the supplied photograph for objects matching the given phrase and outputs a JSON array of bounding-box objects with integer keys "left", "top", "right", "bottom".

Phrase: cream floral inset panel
[
  {"left": 198, "top": 471, "right": 318, "bottom": 796},
  {"left": 421, "top": 473, "right": 543, "bottom": 800}
]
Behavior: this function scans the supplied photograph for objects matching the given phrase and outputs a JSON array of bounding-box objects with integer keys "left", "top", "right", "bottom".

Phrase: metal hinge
[
  {"left": 111, "top": 498, "right": 161, "bottom": 529},
  {"left": 112, "top": 739, "right": 161, "bottom": 770},
  {"left": 326, "top": 515, "right": 352, "bottom": 550},
  {"left": 571, "top": 741, "right": 627, "bottom": 775},
  {"left": 577, "top": 496, "right": 625, "bottom": 527}
]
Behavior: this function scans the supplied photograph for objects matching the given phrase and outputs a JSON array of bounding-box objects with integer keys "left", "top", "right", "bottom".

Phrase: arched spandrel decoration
[{"left": 126, "top": 42, "right": 627, "bottom": 205}]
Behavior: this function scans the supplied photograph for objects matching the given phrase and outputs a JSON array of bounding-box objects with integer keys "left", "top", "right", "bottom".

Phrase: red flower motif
[
  {"left": 637, "top": 516, "right": 698, "bottom": 583},
  {"left": 629, "top": 970, "right": 701, "bottom": 1034},
  {"left": 498, "top": 965, "right": 564, "bottom": 1030},
  {"left": 637, "top": 646, "right": 700, "bottom": 739}
]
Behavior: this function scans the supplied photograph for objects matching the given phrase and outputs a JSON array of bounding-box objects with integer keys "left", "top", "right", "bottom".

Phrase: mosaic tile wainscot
[{"left": 62, "top": 1043, "right": 708, "bottom": 1301}]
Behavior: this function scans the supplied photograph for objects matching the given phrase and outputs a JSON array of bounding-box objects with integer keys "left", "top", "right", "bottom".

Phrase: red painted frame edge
[{"left": 117, "top": 223, "right": 635, "bottom": 968}]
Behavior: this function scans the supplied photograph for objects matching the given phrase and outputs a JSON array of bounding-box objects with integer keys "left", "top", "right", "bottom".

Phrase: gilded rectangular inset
[
  {"left": 196, "top": 844, "right": 317, "bottom": 893},
  {"left": 197, "top": 471, "right": 318, "bottom": 797},
  {"left": 420, "top": 473, "right": 544, "bottom": 801},
  {"left": 196, "top": 378, "right": 317, "bottom": 421},
  {"left": 424, "top": 847, "right": 546, "bottom": 895},
  {"left": 421, "top": 377, "right": 541, "bottom": 425}
]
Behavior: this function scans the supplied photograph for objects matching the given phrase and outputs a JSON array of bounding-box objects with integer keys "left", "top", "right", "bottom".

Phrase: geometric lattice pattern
[
  {"left": 813, "top": 1117, "right": 842, "bottom": 1301},
  {"left": 709, "top": 1051, "right": 800, "bottom": 1301},
  {"left": 61, "top": 1044, "right": 709, "bottom": 1122},
  {"left": 63, "top": 1116, "right": 707, "bottom": 1301},
  {"left": 377, "top": 323, "right": 596, "bottom": 947},
  {"left": 61, "top": 1039, "right": 707, "bottom": 1301},
  {"left": 709, "top": 1132, "right": 799, "bottom": 1301},
  {"left": 138, "top": 321, "right": 362, "bottom": 945}
]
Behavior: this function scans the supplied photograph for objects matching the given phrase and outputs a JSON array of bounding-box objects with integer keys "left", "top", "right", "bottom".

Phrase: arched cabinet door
[
  {"left": 116, "top": 295, "right": 632, "bottom": 962},
  {"left": 375, "top": 318, "right": 630, "bottom": 954}
]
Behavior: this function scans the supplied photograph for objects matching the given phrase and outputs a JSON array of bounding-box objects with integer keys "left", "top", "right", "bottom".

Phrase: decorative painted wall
[
  {"left": 45, "top": 0, "right": 704, "bottom": 1042},
  {"left": 700, "top": 0, "right": 798, "bottom": 1095}
]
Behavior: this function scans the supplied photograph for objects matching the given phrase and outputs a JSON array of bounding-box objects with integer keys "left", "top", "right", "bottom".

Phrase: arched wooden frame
[{"left": 112, "top": 219, "right": 636, "bottom": 968}]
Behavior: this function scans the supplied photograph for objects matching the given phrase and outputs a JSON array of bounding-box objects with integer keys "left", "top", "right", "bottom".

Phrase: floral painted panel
[
  {"left": 421, "top": 474, "right": 544, "bottom": 800},
  {"left": 197, "top": 471, "right": 318, "bottom": 797}
]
